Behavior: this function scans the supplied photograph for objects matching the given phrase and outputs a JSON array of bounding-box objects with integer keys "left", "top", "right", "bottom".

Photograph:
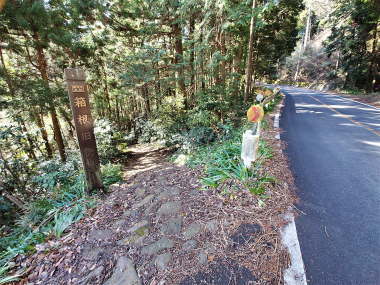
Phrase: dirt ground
[{"left": 12, "top": 113, "right": 296, "bottom": 285}]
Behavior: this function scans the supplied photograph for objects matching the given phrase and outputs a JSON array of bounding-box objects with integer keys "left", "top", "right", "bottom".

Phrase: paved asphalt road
[{"left": 279, "top": 86, "right": 380, "bottom": 285}]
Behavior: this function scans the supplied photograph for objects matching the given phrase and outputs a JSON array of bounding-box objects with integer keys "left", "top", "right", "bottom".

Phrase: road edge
[{"left": 273, "top": 95, "right": 308, "bottom": 285}]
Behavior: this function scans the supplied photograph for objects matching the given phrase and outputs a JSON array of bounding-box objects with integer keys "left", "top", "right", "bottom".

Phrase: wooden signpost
[{"left": 64, "top": 68, "right": 103, "bottom": 192}]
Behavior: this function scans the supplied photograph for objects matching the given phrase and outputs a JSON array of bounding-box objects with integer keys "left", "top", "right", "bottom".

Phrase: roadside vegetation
[
  {"left": 277, "top": 0, "right": 379, "bottom": 95},
  {"left": 182, "top": 90, "right": 281, "bottom": 205}
]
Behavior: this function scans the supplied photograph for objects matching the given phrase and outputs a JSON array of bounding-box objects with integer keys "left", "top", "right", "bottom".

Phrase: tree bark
[
  {"left": 189, "top": 14, "right": 196, "bottom": 105},
  {"left": 303, "top": 7, "right": 312, "bottom": 49},
  {"left": 200, "top": 30, "right": 206, "bottom": 92},
  {"left": 220, "top": 30, "right": 227, "bottom": 87},
  {"left": 50, "top": 106, "right": 66, "bottom": 161},
  {"left": 20, "top": 119, "right": 37, "bottom": 160},
  {"left": 101, "top": 61, "right": 112, "bottom": 117},
  {"left": 142, "top": 84, "right": 151, "bottom": 116},
  {"left": 367, "top": 21, "right": 379, "bottom": 93},
  {"left": 33, "top": 33, "right": 66, "bottom": 161},
  {"left": 2, "top": 192, "right": 26, "bottom": 210},
  {"left": 59, "top": 107, "right": 75, "bottom": 138},
  {"left": 244, "top": 0, "right": 257, "bottom": 102},
  {"left": 0, "top": 46, "right": 15, "bottom": 95},
  {"left": 34, "top": 111, "right": 53, "bottom": 158},
  {"left": 155, "top": 66, "right": 162, "bottom": 108},
  {"left": 172, "top": 22, "right": 187, "bottom": 104}
]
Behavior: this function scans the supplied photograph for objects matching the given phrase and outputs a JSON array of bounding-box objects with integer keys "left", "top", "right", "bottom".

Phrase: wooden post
[{"left": 64, "top": 68, "right": 103, "bottom": 192}]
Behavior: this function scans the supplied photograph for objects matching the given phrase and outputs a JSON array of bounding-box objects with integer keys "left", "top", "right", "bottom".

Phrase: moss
[{"left": 135, "top": 225, "right": 149, "bottom": 237}]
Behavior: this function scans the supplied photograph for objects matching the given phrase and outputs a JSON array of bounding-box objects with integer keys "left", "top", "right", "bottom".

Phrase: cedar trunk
[
  {"left": 172, "top": 22, "right": 187, "bottom": 103},
  {"left": 244, "top": 0, "right": 257, "bottom": 102},
  {"left": 33, "top": 33, "right": 66, "bottom": 161}
]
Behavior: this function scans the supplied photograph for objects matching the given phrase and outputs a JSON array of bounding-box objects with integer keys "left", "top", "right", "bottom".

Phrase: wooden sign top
[
  {"left": 64, "top": 68, "right": 86, "bottom": 81},
  {"left": 71, "top": 85, "right": 86, "bottom": 93}
]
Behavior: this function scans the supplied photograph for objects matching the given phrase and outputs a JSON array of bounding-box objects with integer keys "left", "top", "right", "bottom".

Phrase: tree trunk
[
  {"left": 34, "top": 112, "right": 53, "bottom": 158},
  {"left": 0, "top": 46, "right": 15, "bottom": 95},
  {"left": 2, "top": 192, "right": 26, "bottom": 210},
  {"left": 155, "top": 69, "right": 162, "bottom": 109},
  {"left": 59, "top": 107, "right": 75, "bottom": 139},
  {"left": 33, "top": 33, "right": 66, "bottom": 161},
  {"left": 200, "top": 31, "right": 206, "bottom": 92},
  {"left": 367, "top": 21, "right": 379, "bottom": 93},
  {"left": 19, "top": 119, "right": 37, "bottom": 160},
  {"left": 50, "top": 106, "right": 66, "bottom": 161},
  {"left": 189, "top": 14, "right": 196, "bottom": 106},
  {"left": 115, "top": 96, "right": 121, "bottom": 129},
  {"left": 244, "top": 0, "right": 257, "bottom": 102},
  {"left": 220, "top": 31, "right": 226, "bottom": 87},
  {"left": 142, "top": 84, "right": 151, "bottom": 116},
  {"left": 303, "top": 7, "right": 312, "bottom": 49},
  {"left": 102, "top": 61, "right": 112, "bottom": 117},
  {"left": 172, "top": 22, "right": 187, "bottom": 104}
]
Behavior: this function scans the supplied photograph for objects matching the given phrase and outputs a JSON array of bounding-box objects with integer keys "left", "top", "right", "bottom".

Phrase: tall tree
[{"left": 244, "top": 0, "right": 258, "bottom": 102}]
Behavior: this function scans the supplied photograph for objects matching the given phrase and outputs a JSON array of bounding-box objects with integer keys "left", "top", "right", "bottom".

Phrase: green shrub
[
  {"left": 33, "top": 156, "right": 81, "bottom": 192},
  {"left": 186, "top": 117, "right": 276, "bottom": 194},
  {"left": 53, "top": 204, "right": 85, "bottom": 238},
  {"left": 186, "top": 127, "right": 216, "bottom": 145},
  {"left": 18, "top": 199, "right": 55, "bottom": 228},
  {"left": 94, "top": 119, "right": 123, "bottom": 162},
  {"left": 101, "top": 163, "right": 123, "bottom": 188},
  {"left": 0, "top": 265, "right": 21, "bottom": 284}
]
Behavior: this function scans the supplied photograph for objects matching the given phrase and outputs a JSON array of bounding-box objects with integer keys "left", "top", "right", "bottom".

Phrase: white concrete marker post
[{"left": 241, "top": 121, "right": 261, "bottom": 168}]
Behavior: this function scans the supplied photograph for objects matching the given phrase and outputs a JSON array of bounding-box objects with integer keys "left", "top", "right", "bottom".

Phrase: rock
[
  {"left": 183, "top": 222, "right": 201, "bottom": 240},
  {"left": 88, "top": 229, "right": 113, "bottom": 241},
  {"left": 142, "top": 237, "right": 174, "bottom": 256},
  {"left": 123, "top": 209, "right": 139, "bottom": 219},
  {"left": 112, "top": 219, "right": 127, "bottom": 230},
  {"left": 157, "top": 187, "right": 181, "bottom": 200},
  {"left": 155, "top": 253, "right": 172, "bottom": 271},
  {"left": 117, "top": 233, "right": 147, "bottom": 247},
  {"left": 160, "top": 217, "right": 183, "bottom": 235},
  {"left": 135, "top": 188, "right": 146, "bottom": 198},
  {"left": 154, "top": 177, "right": 167, "bottom": 187},
  {"left": 204, "top": 242, "right": 217, "bottom": 254},
  {"left": 157, "top": 201, "right": 181, "bottom": 217},
  {"left": 132, "top": 194, "right": 154, "bottom": 209},
  {"left": 144, "top": 201, "right": 159, "bottom": 216},
  {"left": 230, "top": 223, "right": 262, "bottom": 248},
  {"left": 82, "top": 246, "right": 103, "bottom": 260},
  {"left": 104, "top": 257, "right": 141, "bottom": 285},
  {"left": 118, "top": 222, "right": 149, "bottom": 247},
  {"left": 109, "top": 183, "right": 121, "bottom": 191},
  {"left": 174, "top": 154, "right": 188, "bottom": 166},
  {"left": 205, "top": 220, "right": 218, "bottom": 233},
  {"left": 79, "top": 266, "right": 104, "bottom": 284},
  {"left": 182, "top": 240, "right": 197, "bottom": 251},
  {"left": 197, "top": 252, "right": 207, "bottom": 265},
  {"left": 128, "top": 220, "right": 149, "bottom": 233}
]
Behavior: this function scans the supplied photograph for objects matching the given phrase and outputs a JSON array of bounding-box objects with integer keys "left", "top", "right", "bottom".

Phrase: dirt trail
[
  {"left": 122, "top": 143, "right": 171, "bottom": 179},
  {"left": 16, "top": 131, "right": 294, "bottom": 285}
]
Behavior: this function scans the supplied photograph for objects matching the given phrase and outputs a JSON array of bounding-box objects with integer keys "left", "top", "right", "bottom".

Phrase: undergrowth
[
  {"left": 182, "top": 89, "right": 281, "bottom": 201},
  {"left": 0, "top": 161, "right": 123, "bottom": 283},
  {"left": 185, "top": 120, "right": 275, "bottom": 196}
]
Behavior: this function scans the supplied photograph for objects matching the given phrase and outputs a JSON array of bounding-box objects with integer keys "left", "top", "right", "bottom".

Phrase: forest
[{"left": 0, "top": 0, "right": 379, "bottom": 283}]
